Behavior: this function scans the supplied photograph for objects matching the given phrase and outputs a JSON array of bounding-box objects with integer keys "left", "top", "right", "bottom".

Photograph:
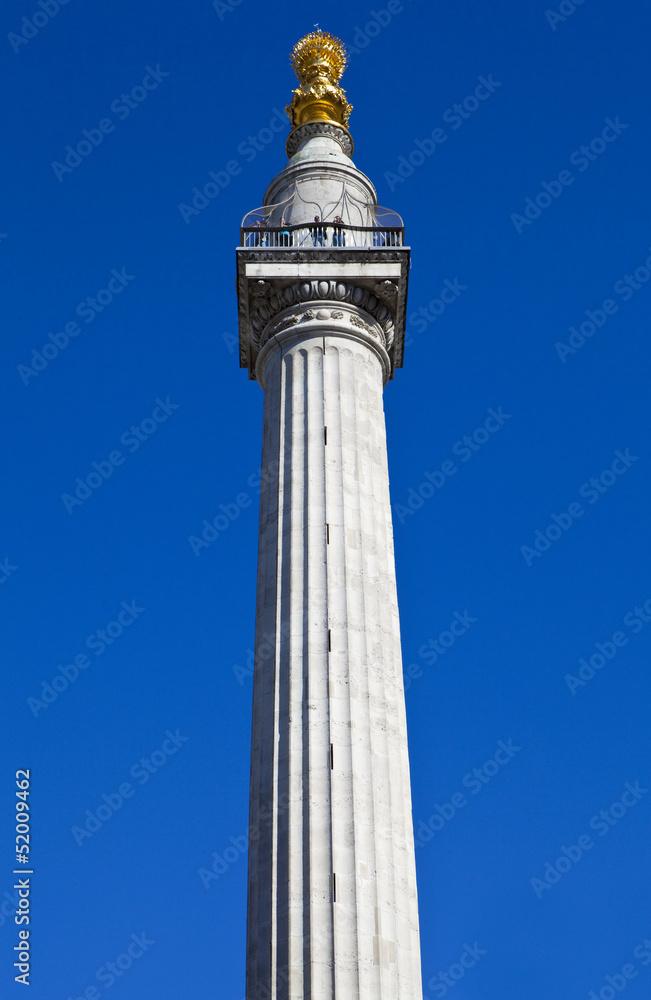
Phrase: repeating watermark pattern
[
  {"left": 199, "top": 790, "right": 290, "bottom": 889},
  {"left": 231, "top": 608, "right": 475, "bottom": 692},
  {"left": 546, "top": 0, "right": 588, "bottom": 31},
  {"left": 178, "top": 108, "right": 286, "bottom": 224},
  {"left": 424, "top": 942, "right": 488, "bottom": 999},
  {"left": 188, "top": 461, "right": 279, "bottom": 555},
  {"left": 0, "top": 558, "right": 18, "bottom": 584},
  {"left": 71, "top": 730, "right": 189, "bottom": 846},
  {"left": 18, "top": 268, "right": 136, "bottom": 386},
  {"left": 223, "top": 276, "right": 468, "bottom": 354},
  {"left": 393, "top": 407, "right": 512, "bottom": 525},
  {"left": 61, "top": 397, "right": 179, "bottom": 514},
  {"left": 564, "top": 594, "right": 651, "bottom": 695},
  {"left": 555, "top": 245, "right": 651, "bottom": 362},
  {"left": 8, "top": 0, "right": 72, "bottom": 54},
  {"left": 344, "top": 1, "right": 413, "bottom": 56},
  {"left": 66, "top": 932, "right": 155, "bottom": 997},
  {"left": 383, "top": 75, "right": 502, "bottom": 192},
  {"left": 222, "top": 330, "right": 239, "bottom": 354},
  {"left": 520, "top": 449, "right": 638, "bottom": 565},
  {"left": 233, "top": 618, "right": 290, "bottom": 685},
  {"left": 587, "top": 934, "right": 651, "bottom": 1000},
  {"left": 27, "top": 600, "right": 145, "bottom": 717},
  {"left": 530, "top": 781, "right": 648, "bottom": 898},
  {"left": 212, "top": 0, "right": 245, "bottom": 19},
  {"left": 403, "top": 611, "right": 478, "bottom": 690},
  {"left": 189, "top": 493, "right": 252, "bottom": 554},
  {"left": 51, "top": 67, "right": 169, "bottom": 182},
  {"left": 0, "top": 887, "right": 20, "bottom": 931},
  {"left": 511, "top": 117, "right": 628, "bottom": 233},
  {"left": 414, "top": 740, "right": 522, "bottom": 846},
  {"left": 405, "top": 278, "right": 467, "bottom": 343}
]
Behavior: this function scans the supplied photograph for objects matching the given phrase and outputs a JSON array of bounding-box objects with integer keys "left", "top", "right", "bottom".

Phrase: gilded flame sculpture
[{"left": 286, "top": 29, "right": 353, "bottom": 130}]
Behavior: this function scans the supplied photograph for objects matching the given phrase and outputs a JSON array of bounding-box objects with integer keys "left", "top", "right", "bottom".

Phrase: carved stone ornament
[
  {"left": 250, "top": 279, "right": 395, "bottom": 351},
  {"left": 374, "top": 280, "right": 398, "bottom": 300},
  {"left": 350, "top": 314, "right": 377, "bottom": 338},
  {"left": 251, "top": 280, "right": 271, "bottom": 298},
  {"left": 270, "top": 314, "right": 300, "bottom": 335},
  {"left": 286, "top": 121, "right": 354, "bottom": 158}
]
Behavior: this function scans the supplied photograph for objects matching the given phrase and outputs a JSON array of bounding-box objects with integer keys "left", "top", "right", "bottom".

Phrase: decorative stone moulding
[
  {"left": 254, "top": 300, "right": 391, "bottom": 388},
  {"left": 286, "top": 120, "right": 354, "bottom": 158},
  {"left": 249, "top": 279, "right": 395, "bottom": 352},
  {"left": 236, "top": 248, "right": 411, "bottom": 382}
]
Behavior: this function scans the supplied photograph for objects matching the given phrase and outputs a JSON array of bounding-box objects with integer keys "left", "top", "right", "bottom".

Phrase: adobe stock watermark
[
  {"left": 344, "top": 1, "right": 413, "bottom": 56},
  {"left": 233, "top": 617, "right": 290, "bottom": 685},
  {"left": 414, "top": 739, "right": 521, "bottom": 846},
  {"left": 61, "top": 397, "right": 179, "bottom": 513},
  {"left": 393, "top": 407, "right": 511, "bottom": 525},
  {"left": 199, "top": 790, "right": 290, "bottom": 889},
  {"left": 65, "top": 931, "right": 155, "bottom": 998},
  {"left": 27, "top": 600, "right": 145, "bottom": 717},
  {"left": 555, "top": 244, "right": 651, "bottom": 362},
  {"left": 71, "top": 730, "right": 189, "bottom": 846},
  {"left": 404, "top": 277, "right": 467, "bottom": 344},
  {"left": 51, "top": 67, "right": 169, "bottom": 182},
  {"left": 188, "top": 460, "right": 279, "bottom": 555},
  {"left": 546, "top": 0, "right": 588, "bottom": 31},
  {"left": 564, "top": 594, "right": 651, "bottom": 695},
  {"left": 0, "top": 558, "right": 18, "bottom": 584},
  {"left": 403, "top": 611, "right": 478, "bottom": 691},
  {"left": 530, "top": 780, "right": 648, "bottom": 898},
  {"left": 212, "top": 0, "right": 245, "bottom": 20},
  {"left": 0, "top": 887, "right": 21, "bottom": 931},
  {"left": 222, "top": 330, "right": 239, "bottom": 354},
  {"left": 586, "top": 933, "right": 651, "bottom": 1000},
  {"left": 178, "top": 107, "right": 286, "bottom": 224},
  {"left": 424, "top": 942, "right": 487, "bottom": 999},
  {"left": 383, "top": 75, "right": 502, "bottom": 193},
  {"left": 511, "top": 117, "right": 628, "bottom": 233},
  {"left": 17, "top": 268, "right": 135, "bottom": 386},
  {"left": 8, "top": 0, "right": 72, "bottom": 54},
  {"left": 520, "top": 449, "right": 638, "bottom": 565}
]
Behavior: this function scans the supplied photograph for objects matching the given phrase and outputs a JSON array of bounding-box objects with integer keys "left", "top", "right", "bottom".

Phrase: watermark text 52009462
[{"left": 14, "top": 770, "right": 32, "bottom": 986}]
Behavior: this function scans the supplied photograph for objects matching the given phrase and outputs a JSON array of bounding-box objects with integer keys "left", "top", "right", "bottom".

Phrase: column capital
[
  {"left": 236, "top": 247, "right": 410, "bottom": 382},
  {"left": 254, "top": 302, "right": 392, "bottom": 388}
]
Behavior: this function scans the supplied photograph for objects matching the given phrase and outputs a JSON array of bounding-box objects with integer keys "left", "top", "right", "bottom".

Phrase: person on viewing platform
[
  {"left": 279, "top": 216, "right": 291, "bottom": 247},
  {"left": 249, "top": 219, "right": 262, "bottom": 247},
  {"left": 332, "top": 215, "right": 345, "bottom": 246},
  {"left": 310, "top": 215, "right": 326, "bottom": 246}
]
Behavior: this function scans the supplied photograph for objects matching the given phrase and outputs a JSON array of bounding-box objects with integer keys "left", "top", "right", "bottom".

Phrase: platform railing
[{"left": 240, "top": 224, "right": 405, "bottom": 249}]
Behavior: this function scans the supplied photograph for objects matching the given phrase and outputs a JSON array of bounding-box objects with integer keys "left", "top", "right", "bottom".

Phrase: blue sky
[{"left": 2, "top": 0, "right": 650, "bottom": 997}]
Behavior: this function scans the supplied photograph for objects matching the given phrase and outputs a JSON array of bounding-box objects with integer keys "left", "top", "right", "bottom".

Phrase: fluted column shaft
[{"left": 246, "top": 311, "right": 422, "bottom": 1000}]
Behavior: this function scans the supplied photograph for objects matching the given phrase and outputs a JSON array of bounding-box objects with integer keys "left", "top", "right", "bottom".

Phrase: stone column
[{"left": 245, "top": 300, "right": 422, "bottom": 1000}]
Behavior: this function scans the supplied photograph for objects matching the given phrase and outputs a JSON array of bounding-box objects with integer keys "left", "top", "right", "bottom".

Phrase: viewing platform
[{"left": 240, "top": 222, "right": 405, "bottom": 249}]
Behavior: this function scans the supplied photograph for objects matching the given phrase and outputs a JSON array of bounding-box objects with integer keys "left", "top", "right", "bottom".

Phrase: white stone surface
[
  {"left": 244, "top": 263, "right": 403, "bottom": 279},
  {"left": 263, "top": 134, "right": 377, "bottom": 230},
  {"left": 246, "top": 314, "right": 423, "bottom": 1000}
]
